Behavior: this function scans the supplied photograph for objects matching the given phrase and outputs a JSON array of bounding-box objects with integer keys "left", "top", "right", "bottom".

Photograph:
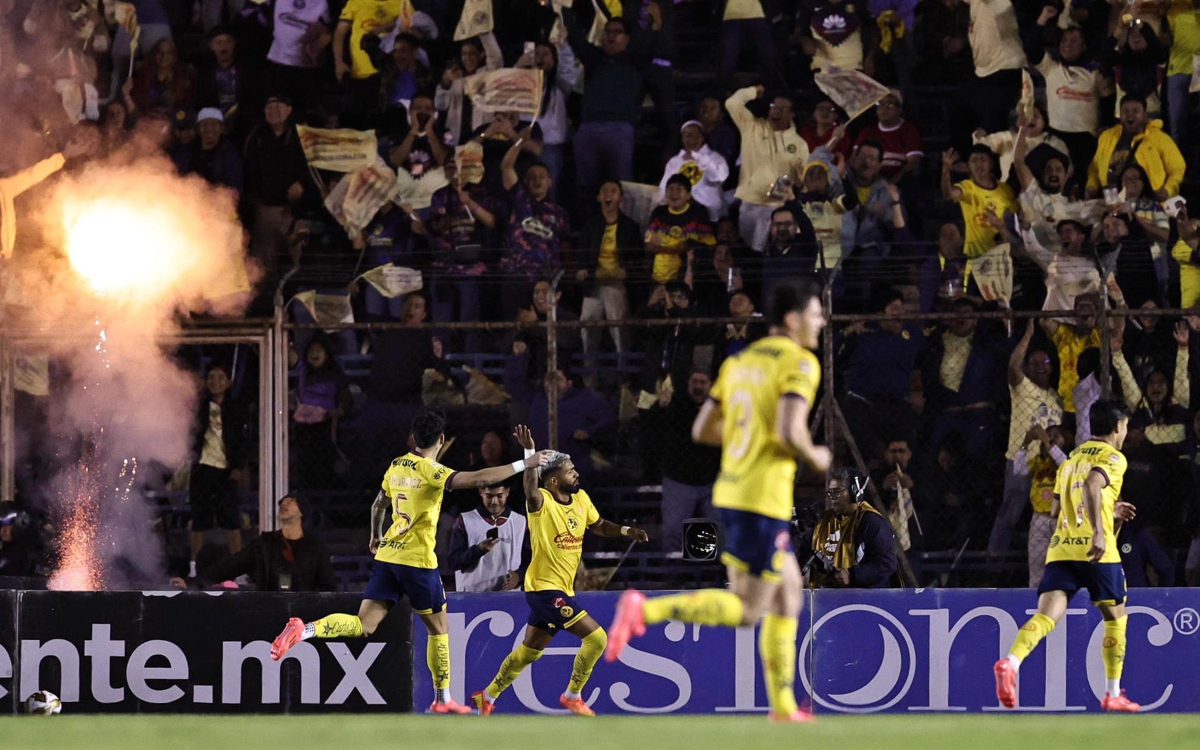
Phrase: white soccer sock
[
  {"left": 188, "top": 560, "right": 197, "bottom": 578},
  {"left": 435, "top": 686, "right": 450, "bottom": 703},
  {"left": 484, "top": 689, "right": 497, "bottom": 704},
  {"left": 1106, "top": 678, "right": 1120, "bottom": 696},
  {"left": 563, "top": 689, "right": 581, "bottom": 700},
  {"left": 1007, "top": 654, "right": 1021, "bottom": 671},
  {"left": 302, "top": 622, "right": 316, "bottom": 640}
]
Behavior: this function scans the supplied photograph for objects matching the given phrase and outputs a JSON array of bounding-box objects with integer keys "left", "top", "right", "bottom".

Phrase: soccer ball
[{"left": 26, "top": 690, "right": 62, "bottom": 715}]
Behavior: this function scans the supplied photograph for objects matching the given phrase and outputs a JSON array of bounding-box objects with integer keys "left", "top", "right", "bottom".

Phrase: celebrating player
[
  {"left": 270, "top": 411, "right": 552, "bottom": 714},
  {"left": 605, "top": 278, "right": 831, "bottom": 723},
  {"left": 472, "top": 429, "right": 649, "bottom": 717},
  {"left": 994, "top": 398, "right": 1140, "bottom": 712}
]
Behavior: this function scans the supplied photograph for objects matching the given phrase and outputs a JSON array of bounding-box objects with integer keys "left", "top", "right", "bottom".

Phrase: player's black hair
[
  {"left": 411, "top": 410, "right": 447, "bottom": 449},
  {"left": 767, "top": 278, "right": 821, "bottom": 328},
  {"left": 1090, "top": 399, "right": 1130, "bottom": 438},
  {"left": 829, "top": 467, "right": 868, "bottom": 502}
]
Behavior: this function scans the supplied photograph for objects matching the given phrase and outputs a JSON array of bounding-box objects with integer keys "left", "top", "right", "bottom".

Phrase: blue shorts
[
  {"left": 717, "top": 507, "right": 794, "bottom": 581},
  {"left": 1038, "top": 561, "right": 1127, "bottom": 605},
  {"left": 526, "top": 590, "right": 588, "bottom": 632},
  {"left": 363, "top": 560, "right": 447, "bottom": 614}
]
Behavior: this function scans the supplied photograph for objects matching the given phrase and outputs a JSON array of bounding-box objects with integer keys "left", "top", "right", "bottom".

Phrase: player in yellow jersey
[
  {"left": 472, "top": 429, "right": 648, "bottom": 717},
  {"left": 994, "top": 398, "right": 1141, "bottom": 713},
  {"left": 269, "top": 411, "right": 552, "bottom": 714},
  {"left": 606, "top": 278, "right": 831, "bottom": 723}
]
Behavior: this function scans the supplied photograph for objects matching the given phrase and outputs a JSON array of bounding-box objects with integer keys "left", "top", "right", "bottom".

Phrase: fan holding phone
[{"left": 447, "top": 481, "right": 527, "bottom": 592}]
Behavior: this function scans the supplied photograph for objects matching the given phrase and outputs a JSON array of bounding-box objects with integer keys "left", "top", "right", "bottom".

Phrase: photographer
[
  {"left": 448, "top": 483, "right": 527, "bottom": 592},
  {"left": 809, "top": 468, "right": 897, "bottom": 588}
]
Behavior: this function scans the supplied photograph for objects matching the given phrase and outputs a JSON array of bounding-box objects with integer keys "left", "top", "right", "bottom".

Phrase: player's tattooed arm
[
  {"left": 588, "top": 519, "right": 649, "bottom": 542},
  {"left": 369, "top": 490, "right": 390, "bottom": 553}
]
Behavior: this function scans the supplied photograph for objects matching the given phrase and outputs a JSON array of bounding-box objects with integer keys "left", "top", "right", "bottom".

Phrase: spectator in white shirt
[
  {"left": 265, "top": 0, "right": 332, "bottom": 114},
  {"left": 658, "top": 120, "right": 730, "bottom": 222},
  {"left": 447, "top": 483, "right": 527, "bottom": 593}
]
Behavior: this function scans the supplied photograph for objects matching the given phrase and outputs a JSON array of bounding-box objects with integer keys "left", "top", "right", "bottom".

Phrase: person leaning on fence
[
  {"left": 1012, "top": 424, "right": 1071, "bottom": 588},
  {"left": 989, "top": 319, "right": 1063, "bottom": 554},
  {"left": 810, "top": 468, "right": 898, "bottom": 588},
  {"left": 188, "top": 364, "right": 249, "bottom": 578},
  {"left": 447, "top": 482, "right": 527, "bottom": 593},
  {"left": 644, "top": 367, "right": 721, "bottom": 558},
  {"left": 198, "top": 494, "right": 336, "bottom": 592}
]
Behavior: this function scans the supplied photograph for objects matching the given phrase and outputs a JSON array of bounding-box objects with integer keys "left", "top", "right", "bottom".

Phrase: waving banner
[
  {"left": 296, "top": 126, "right": 379, "bottom": 173},
  {"left": 454, "top": 0, "right": 494, "bottom": 41},
  {"left": 814, "top": 66, "right": 891, "bottom": 122},
  {"left": 464, "top": 68, "right": 544, "bottom": 114}
]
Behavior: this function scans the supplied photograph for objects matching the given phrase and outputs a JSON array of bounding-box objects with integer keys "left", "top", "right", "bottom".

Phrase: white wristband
[
  {"left": 621, "top": 526, "right": 631, "bottom": 537},
  {"left": 524, "top": 448, "right": 535, "bottom": 459},
  {"left": 511, "top": 460, "right": 527, "bottom": 473}
]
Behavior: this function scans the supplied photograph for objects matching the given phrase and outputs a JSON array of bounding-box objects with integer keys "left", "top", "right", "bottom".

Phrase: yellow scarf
[
  {"left": 877, "top": 11, "right": 906, "bottom": 55},
  {"left": 812, "top": 502, "right": 884, "bottom": 570}
]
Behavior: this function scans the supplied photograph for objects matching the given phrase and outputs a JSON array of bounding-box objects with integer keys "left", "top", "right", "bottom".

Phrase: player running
[
  {"left": 994, "top": 398, "right": 1140, "bottom": 712},
  {"left": 270, "top": 411, "right": 552, "bottom": 714},
  {"left": 605, "top": 279, "right": 831, "bottom": 723},
  {"left": 472, "top": 431, "right": 648, "bottom": 717}
]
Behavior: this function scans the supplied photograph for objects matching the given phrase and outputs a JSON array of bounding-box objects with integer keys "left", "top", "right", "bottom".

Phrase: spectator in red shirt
[
  {"left": 853, "top": 89, "right": 923, "bottom": 185},
  {"left": 799, "top": 97, "right": 851, "bottom": 161}
]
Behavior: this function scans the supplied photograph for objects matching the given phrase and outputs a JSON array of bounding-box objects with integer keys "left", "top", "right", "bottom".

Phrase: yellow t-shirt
[
  {"left": 957, "top": 179, "right": 1017, "bottom": 258},
  {"left": 709, "top": 336, "right": 821, "bottom": 521},
  {"left": 1168, "top": 0, "right": 1200, "bottom": 76},
  {"left": 723, "top": 0, "right": 765, "bottom": 20},
  {"left": 525, "top": 488, "right": 600, "bottom": 596},
  {"left": 1051, "top": 325, "right": 1101, "bottom": 413},
  {"left": 340, "top": 0, "right": 404, "bottom": 80},
  {"left": 597, "top": 223, "right": 621, "bottom": 279},
  {"left": 1029, "top": 453, "right": 1057, "bottom": 514},
  {"left": 375, "top": 451, "right": 455, "bottom": 568},
  {"left": 1048, "top": 440, "right": 1125, "bottom": 565}
]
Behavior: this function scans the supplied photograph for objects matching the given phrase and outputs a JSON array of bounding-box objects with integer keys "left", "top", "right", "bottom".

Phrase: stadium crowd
[{"left": 5, "top": 0, "right": 1200, "bottom": 590}]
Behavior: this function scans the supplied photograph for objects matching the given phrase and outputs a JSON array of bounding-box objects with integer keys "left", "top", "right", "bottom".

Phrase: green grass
[{"left": 8, "top": 714, "right": 1200, "bottom": 750}]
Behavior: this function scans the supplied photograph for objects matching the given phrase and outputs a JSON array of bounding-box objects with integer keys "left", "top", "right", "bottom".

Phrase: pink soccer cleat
[
  {"left": 471, "top": 691, "right": 494, "bottom": 717},
  {"left": 560, "top": 693, "right": 596, "bottom": 717},
  {"left": 271, "top": 618, "right": 305, "bottom": 661},
  {"left": 604, "top": 589, "right": 646, "bottom": 663},
  {"left": 428, "top": 699, "right": 473, "bottom": 715},
  {"left": 769, "top": 708, "right": 815, "bottom": 723},
  {"left": 994, "top": 659, "right": 1017, "bottom": 708},
  {"left": 1101, "top": 691, "right": 1140, "bottom": 713}
]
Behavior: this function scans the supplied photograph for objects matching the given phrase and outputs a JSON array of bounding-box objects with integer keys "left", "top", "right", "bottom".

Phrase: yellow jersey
[
  {"left": 709, "top": 335, "right": 821, "bottom": 521},
  {"left": 340, "top": 0, "right": 406, "bottom": 80},
  {"left": 1048, "top": 440, "right": 1126, "bottom": 564},
  {"left": 956, "top": 179, "right": 1017, "bottom": 258},
  {"left": 525, "top": 488, "right": 599, "bottom": 596},
  {"left": 375, "top": 451, "right": 456, "bottom": 569}
]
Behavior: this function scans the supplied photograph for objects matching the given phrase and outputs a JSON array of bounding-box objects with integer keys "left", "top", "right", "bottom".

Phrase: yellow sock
[
  {"left": 428, "top": 633, "right": 452, "bottom": 702},
  {"left": 1010, "top": 613, "right": 1056, "bottom": 663},
  {"left": 1102, "top": 615, "right": 1127, "bottom": 692},
  {"left": 567, "top": 628, "right": 607, "bottom": 696},
  {"left": 643, "top": 590, "right": 744, "bottom": 627},
  {"left": 486, "top": 644, "right": 543, "bottom": 700},
  {"left": 310, "top": 613, "right": 363, "bottom": 639},
  {"left": 759, "top": 614, "right": 799, "bottom": 716}
]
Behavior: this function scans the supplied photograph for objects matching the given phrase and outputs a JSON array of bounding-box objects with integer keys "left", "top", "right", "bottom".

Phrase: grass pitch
[{"left": 8, "top": 713, "right": 1200, "bottom": 750}]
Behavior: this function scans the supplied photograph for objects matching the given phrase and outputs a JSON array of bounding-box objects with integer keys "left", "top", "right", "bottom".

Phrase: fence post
[
  {"left": 547, "top": 276, "right": 560, "bottom": 451},
  {"left": 0, "top": 332, "right": 13, "bottom": 504},
  {"left": 1099, "top": 292, "right": 1113, "bottom": 399}
]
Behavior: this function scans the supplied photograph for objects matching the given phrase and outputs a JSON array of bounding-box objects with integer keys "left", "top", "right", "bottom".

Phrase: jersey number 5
[{"left": 391, "top": 493, "right": 412, "bottom": 535}]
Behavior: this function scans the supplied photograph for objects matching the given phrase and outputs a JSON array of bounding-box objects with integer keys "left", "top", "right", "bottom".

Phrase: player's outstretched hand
[
  {"left": 1087, "top": 531, "right": 1106, "bottom": 563},
  {"left": 809, "top": 446, "right": 833, "bottom": 473},
  {"left": 527, "top": 449, "right": 556, "bottom": 468},
  {"left": 514, "top": 424, "right": 535, "bottom": 451}
]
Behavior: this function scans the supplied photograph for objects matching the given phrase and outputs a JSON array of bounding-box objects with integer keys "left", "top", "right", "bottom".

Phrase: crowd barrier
[{"left": 415, "top": 588, "right": 1200, "bottom": 714}]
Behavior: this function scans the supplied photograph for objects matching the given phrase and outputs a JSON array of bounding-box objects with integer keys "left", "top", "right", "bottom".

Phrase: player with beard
[{"left": 472, "top": 438, "right": 648, "bottom": 717}]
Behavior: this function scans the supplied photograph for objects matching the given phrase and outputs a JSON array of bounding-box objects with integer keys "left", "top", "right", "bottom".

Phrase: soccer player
[
  {"left": 472, "top": 434, "right": 648, "bottom": 717},
  {"left": 270, "top": 412, "right": 552, "bottom": 714},
  {"left": 994, "top": 398, "right": 1140, "bottom": 712},
  {"left": 606, "top": 278, "right": 831, "bottom": 723}
]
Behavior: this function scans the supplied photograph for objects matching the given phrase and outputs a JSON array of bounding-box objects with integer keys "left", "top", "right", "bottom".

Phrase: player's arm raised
[
  {"left": 588, "top": 518, "right": 649, "bottom": 542},
  {"left": 514, "top": 425, "right": 544, "bottom": 513},
  {"left": 691, "top": 397, "right": 724, "bottom": 446},
  {"left": 1083, "top": 468, "right": 1108, "bottom": 562},
  {"left": 448, "top": 426, "right": 552, "bottom": 491},
  {"left": 369, "top": 490, "right": 390, "bottom": 554},
  {"left": 776, "top": 395, "right": 832, "bottom": 472}
]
